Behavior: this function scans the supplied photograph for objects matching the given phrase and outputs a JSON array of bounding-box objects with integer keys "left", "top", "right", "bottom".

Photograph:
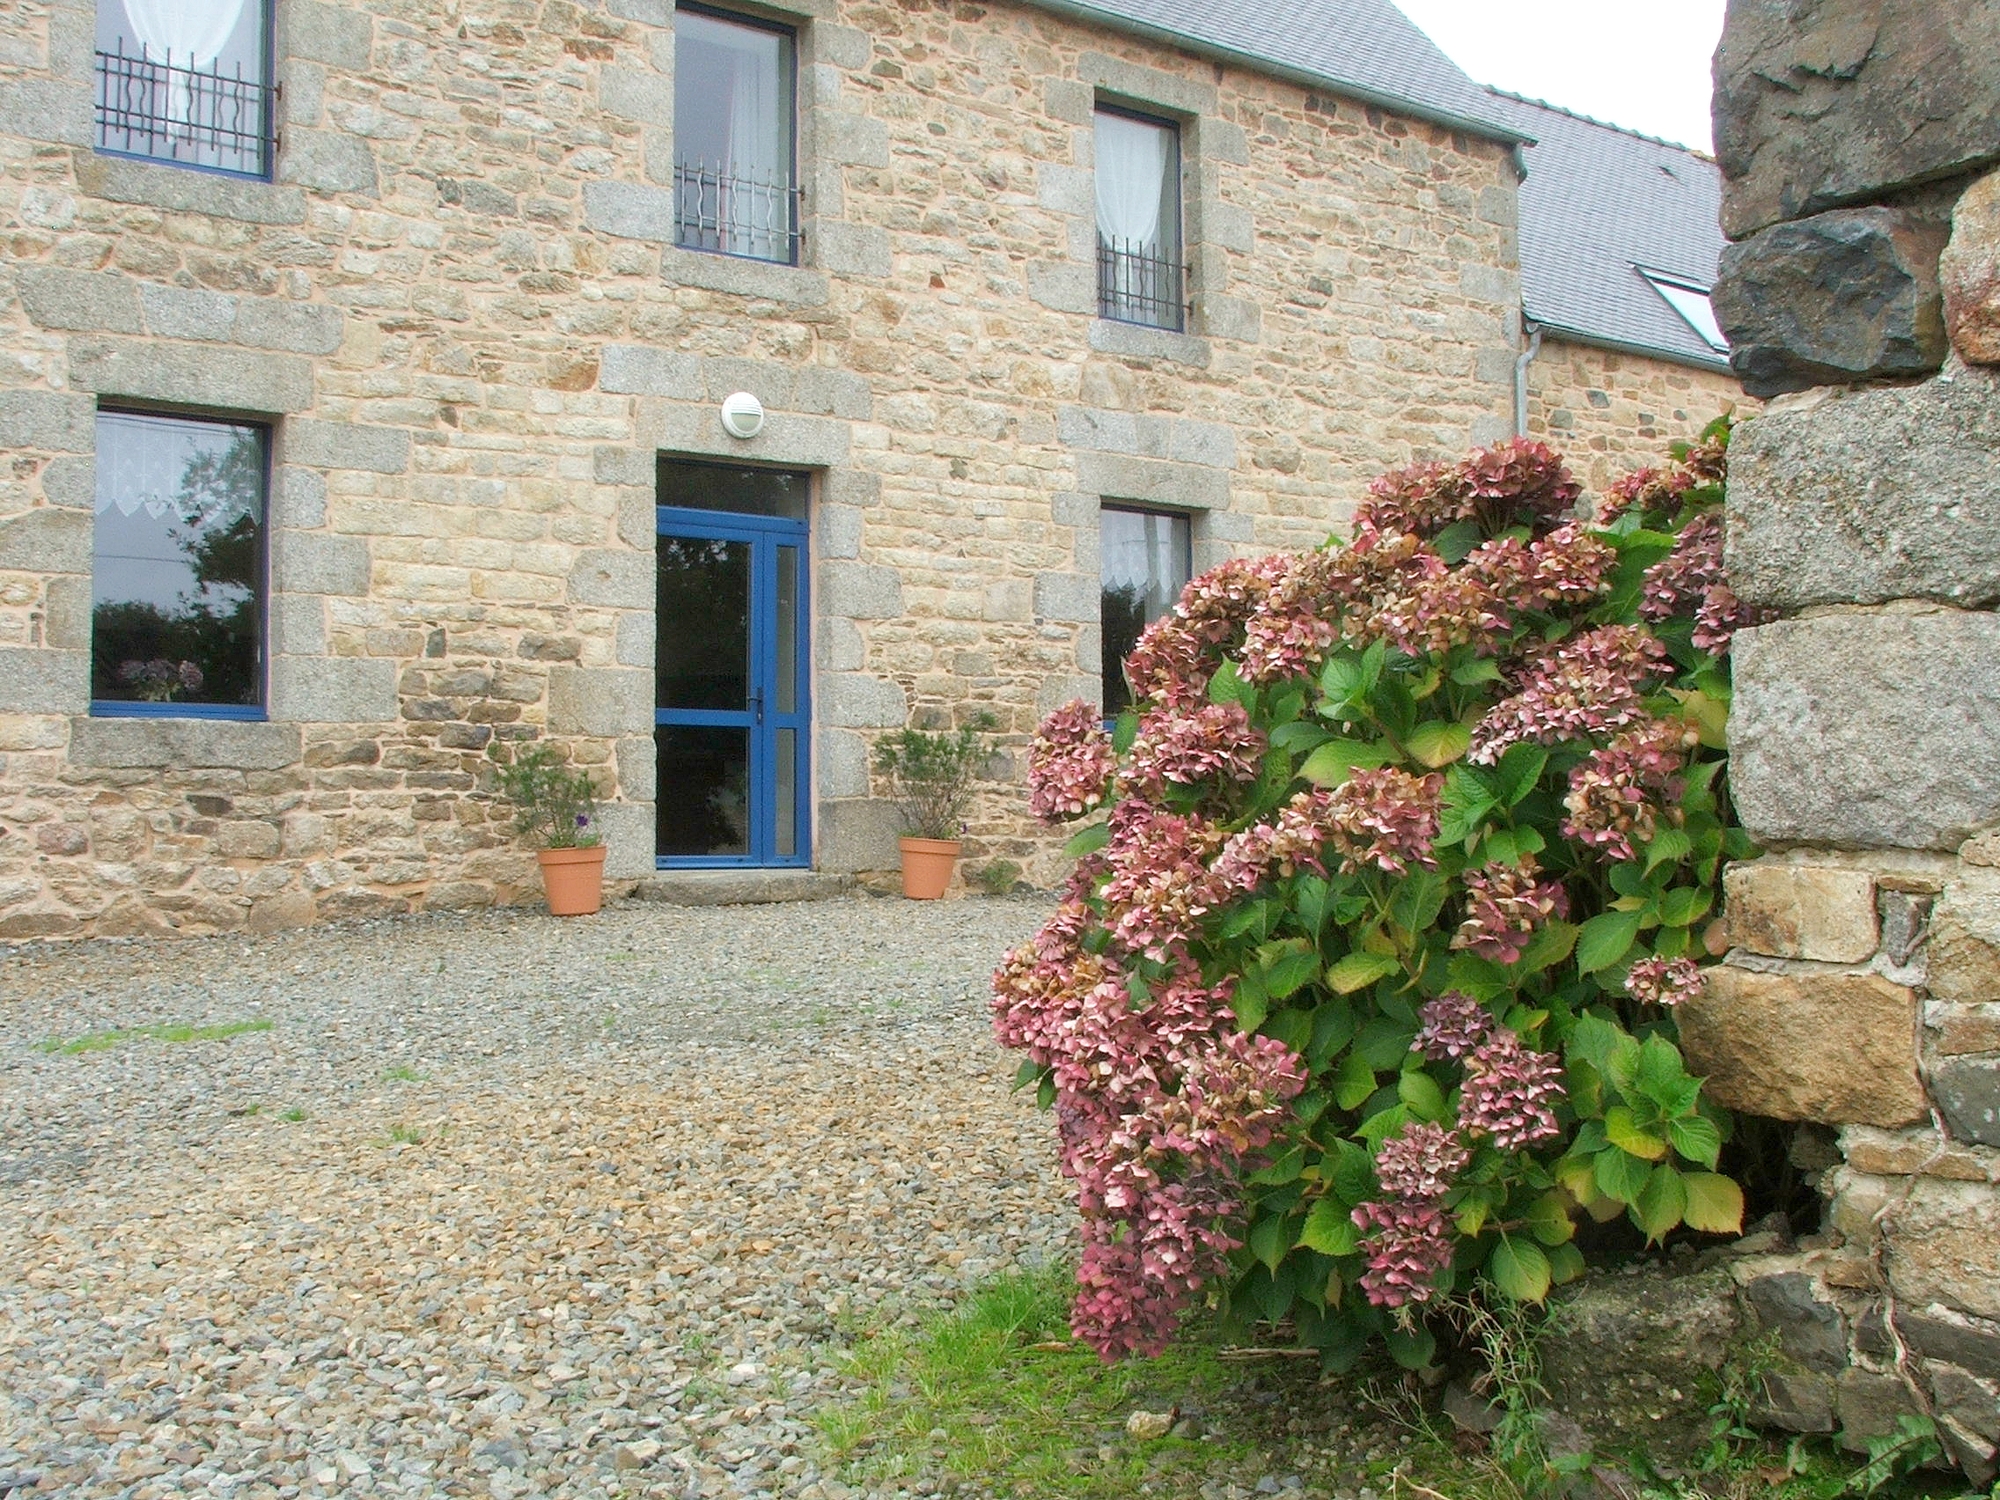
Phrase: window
[
  {"left": 1101, "top": 506, "right": 1192, "bottom": 717},
  {"left": 1096, "top": 107, "right": 1185, "bottom": 331},
  {"left": 92, "top": 410, "right": 267, "bottom": 718},
  {"left": 93, "top": 0, "right": 273, "bottom": 178},
  {"left": 673, "top": 7, "right": 800, "bottom": 265},
  {"left": 1638, "top": 268, "right": 1729, "bottom": 354}
]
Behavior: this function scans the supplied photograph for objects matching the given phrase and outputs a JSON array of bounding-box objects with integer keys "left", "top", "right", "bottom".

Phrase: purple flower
[
  {"left": 1452, "top": 858, "right": 1570, "bottom": 965},
  {"left": 1373, "top": 1121, "right": 1470, "bottom": 1202},
  {"left": 1352, "top": 1197, "right": 1455, "bottom": 1308},
  {"left": 1626, "top": 954, "right": 1704, "bottom": 1009}
]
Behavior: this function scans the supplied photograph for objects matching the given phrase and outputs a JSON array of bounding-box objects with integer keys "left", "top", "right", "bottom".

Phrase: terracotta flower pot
[
  {"left": 537, "top": 843, "right": 607, "bottom": 916},
  {"left": 898, "top": 836, "right": 961, "bottom": 900}
]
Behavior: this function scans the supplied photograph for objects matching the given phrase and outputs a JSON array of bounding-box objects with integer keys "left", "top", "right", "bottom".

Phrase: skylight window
[{"left": 1638, "top": 268, "right": 1728, "bottom": 353}]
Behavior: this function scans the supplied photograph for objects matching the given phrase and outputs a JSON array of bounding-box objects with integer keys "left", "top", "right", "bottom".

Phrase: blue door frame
[{"left": 655, "top": 504, "right": 812, "bottom": 869}]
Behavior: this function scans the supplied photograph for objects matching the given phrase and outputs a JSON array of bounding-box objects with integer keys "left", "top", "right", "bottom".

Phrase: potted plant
[
  {"left": 496, "top": 745, "right": 606, "bottom": 916},
  {"left": 874, "top": 712, "right": 995, "bottom": 899}
]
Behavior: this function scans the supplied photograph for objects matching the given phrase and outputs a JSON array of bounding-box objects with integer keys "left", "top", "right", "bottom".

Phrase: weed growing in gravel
[
  {"left": 36, "top": 1019, "right": 273, "bottom": 1055},
  {"left": 382, "top": 1122, "right": 427, "bottom": 1145},
  {"left": 280, "top": 1108, "right": 308, "bottom": 1122},
  {"left": 814, "top": 1266, "right": 1254, "bottom": 1498},
  {"left": 381, "top": 1064, "right": 427, "bottom": 1083}
]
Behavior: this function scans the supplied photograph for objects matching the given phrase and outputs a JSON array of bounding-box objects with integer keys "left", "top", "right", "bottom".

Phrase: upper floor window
[
  {"left": 1101, "top": 506, "right": 1192, "bottom": 718},
  {"left": 674, "top": 6, "right": 799, "bottom": 265},
  {"left": 94, "top": 0, "right": 273, "bottom": 178},
  {"left": 92, "top": 410, "right": 268, "bottom": 719},
  {"left": 1096, "top": 106, "right": 1185, "bottom": 332}
]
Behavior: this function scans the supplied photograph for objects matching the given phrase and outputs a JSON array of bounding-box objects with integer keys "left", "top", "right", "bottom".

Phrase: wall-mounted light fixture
[{"left": 720, "top": 391, "right": 765, "bottom": 440}]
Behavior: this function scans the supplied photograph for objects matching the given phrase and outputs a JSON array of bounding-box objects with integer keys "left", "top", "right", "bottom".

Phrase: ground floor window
[
  {"left": 91, "top": 408, "right": 267, "bottom": 717},
  {"left": 1100, "top": 505, "right": 1191, "bottom": 717}
]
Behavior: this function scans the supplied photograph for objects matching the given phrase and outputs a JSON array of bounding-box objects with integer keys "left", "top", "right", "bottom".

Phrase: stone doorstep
[{"left": 628, "top": 870, "right": 859, "bottom": 907}]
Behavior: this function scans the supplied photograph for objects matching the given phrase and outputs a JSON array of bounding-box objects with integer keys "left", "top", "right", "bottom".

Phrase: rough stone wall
[
  {"left": 1523, "top": 337, "right": 1752, "bottom": 492},
  {"left": 1692, "top": 0, "right": 2000, "bottom": 1476},
  {"left": 0, "top": 0, "right": 1525, "bottom": 937}
]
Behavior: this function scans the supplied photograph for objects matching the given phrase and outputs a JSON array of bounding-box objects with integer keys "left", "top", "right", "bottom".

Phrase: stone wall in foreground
[{"left": 1693, "top": 0, "right": 2000, "bottom": 1476}]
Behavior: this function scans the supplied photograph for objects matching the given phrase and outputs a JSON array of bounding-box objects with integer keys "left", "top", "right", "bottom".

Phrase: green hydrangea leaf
[{"left": 1489, "top": 1235, "right": 1552, "bottom": 1304}]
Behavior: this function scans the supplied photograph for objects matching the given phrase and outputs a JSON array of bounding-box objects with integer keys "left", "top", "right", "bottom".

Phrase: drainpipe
[{"left": 1513, "top": 320, "right": 1543, "bottom": 438}]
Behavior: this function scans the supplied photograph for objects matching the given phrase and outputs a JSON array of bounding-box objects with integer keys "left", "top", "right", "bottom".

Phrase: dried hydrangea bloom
[
  {"left": 1027, "top": 700, "right": 1117, "bottom": 823},
  {"left": 1366, "top": 564, "right": 1511, "bottom": 658},
  {"left": 1469, "top": 624, "right": 1670, "bottom": 763},
  {"left": 1466, "top": 520, "right": 1618, "bottom": 611},
  {"left": 1458, "top": 1031, "right": 1567, "bottom": 1151},
  {"left": 1452, "top": 857, "right": 1571, "bottom": 965},
  {"left": 1640, "top": 512, "right": 1724, "bottom": 622},
  {"left": 1351, "top": 1197, "right": 1456, "bottom": 1308},
  {"left": 1098, "top": 800, "right": 1226, "bottom": 962},
  {"left": 1072, "top": 1177, "right": 1242, "bottom": 1358},
  {"left": 1353, "top": 439, "right": 1580, "bottom": 543},
  {"left": 1562, "top": 716, "right": 1697, "bottom": 862},
  {"left": 1373, "top": 1121, "right": 1472, "bottom": 1201},
  {"left": 1690, "top": 581, "right": 1774, "bottom": 655},
  {"left": 1324, "top": 766, "right": 1443, "bottom": 876},
  {"left": 1416, "top": 991, "right": 1495, "bottom": 1061},
  {"left": 1208, "top": 790, "right": 1338, "bottom": 896},
  {"left": 1122, "top": 701, "right": 1267, "bottom": 799},
  {"left": 1625, "top": 954, "right": 1705, "bottom": 1009}
]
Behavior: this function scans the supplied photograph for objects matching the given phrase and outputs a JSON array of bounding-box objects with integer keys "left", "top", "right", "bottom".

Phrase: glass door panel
[
  {"left": 657, "top": 535, "right": 750, "bottom": 711},
  {"left": 656, "top": 465, "right": 811, "bottom": 868},
  {"left": 656, "top": 725, "right": 752, "bottom": 857}
]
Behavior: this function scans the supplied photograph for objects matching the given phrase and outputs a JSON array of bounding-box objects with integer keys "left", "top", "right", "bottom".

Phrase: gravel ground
[{"left": 0, "top": 894, "right": 1074, "bottom": 1500}]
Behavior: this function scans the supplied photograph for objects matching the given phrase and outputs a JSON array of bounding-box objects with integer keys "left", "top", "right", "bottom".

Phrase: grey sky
[{"left": 1392, "top": 0, "right": 1727, "bottom": 151}]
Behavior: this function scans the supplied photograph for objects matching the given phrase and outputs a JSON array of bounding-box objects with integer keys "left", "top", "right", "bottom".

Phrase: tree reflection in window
[
  {"left": 1100, "top": 506, "right": 1191, "bottom": 718},
  {"left": 92, "top": 410, "right": 266, "bottom": 711}
]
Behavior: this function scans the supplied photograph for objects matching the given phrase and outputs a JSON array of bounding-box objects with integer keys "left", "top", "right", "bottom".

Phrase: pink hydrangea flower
[
  {"left": 1626, "top": 954, "right": 1704, "bottom": 1009},
  {"left": 1469, "top": 625, "right": 1670, "bottom": 763},
  {"left": 1373, "top": 1121, "right": 1471, "bottom": 1201},
  {"left": 1416, "top": 992, "right": 1494, "bottom": 1061},
  {"left": 1562, "top": 716, "right": 1696, "bottom": 862},
  {"left": 1457, "top": 1032, "right": 1567, "bottom": 1151},
  {"left": 1098, "top": 800, "right": 1226, "bottom": 962},
  {"left": 1351, "top": 1197, "right": 1456, "bottom": 1308},
  {"left": 1122, "top": 701, "right": 1266, "bottom": 798},
  {"left": 1028, "top": 700, "right": 1116, "bottom": 823},
  {"left": 1324, "top": 767, "right": 1442, "bottom": 876},
  {"left": 1208, "top": 790, "right": 1338, "bottom": 896},
  {"left": 1452, "top": 857, "right": 1571, "bottom": 965}
]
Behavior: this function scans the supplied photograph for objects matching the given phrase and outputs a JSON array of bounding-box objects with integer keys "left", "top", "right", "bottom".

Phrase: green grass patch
[
  {"left": 814, "top": 1266, "right": 1255, "bottom": 1498},
  {"left": 380, "top": 1122, "right": 427, "bottom": 1146},
  {"left": 279, "top": 1107, "right": 308, "bottom": 1123},
  {"left": 37, "top": 1019, "right": 273, "bottom": 1055},
  {"left": 381, "top": 1064, "right": 426, "bottom": 1083}
]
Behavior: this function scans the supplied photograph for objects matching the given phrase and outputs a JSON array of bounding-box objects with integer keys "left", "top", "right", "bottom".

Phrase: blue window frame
[
  {"left": 91, "top": 408, "right": 268, "bottom": 721},
  {"left": 654, "top": 502, "right": 811, "bottom": 868}
]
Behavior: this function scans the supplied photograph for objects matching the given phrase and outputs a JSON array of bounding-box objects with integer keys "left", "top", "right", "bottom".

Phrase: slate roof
[
  {"left": 1025, "top": 0, "right": 1527, "bottom": 143},
  {"left": 1487, "top": 90, "right": 1733, "bottom": 371}
]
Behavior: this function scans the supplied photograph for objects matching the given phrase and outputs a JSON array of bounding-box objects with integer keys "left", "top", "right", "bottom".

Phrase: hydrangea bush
[{"left": 997, "top": 423, "right": 1764, "bottom": 1368}]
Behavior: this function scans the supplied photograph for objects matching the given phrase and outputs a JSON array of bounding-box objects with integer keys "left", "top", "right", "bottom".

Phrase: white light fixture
[{"left": 720, "top": 391, "right": 765, "bottom": 440}]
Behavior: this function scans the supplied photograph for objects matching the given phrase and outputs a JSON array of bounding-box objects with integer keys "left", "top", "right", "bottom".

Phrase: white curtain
[
  {"left": 676, "top": 12, "right": 790, "bottom": 257},
  {"left": 121, "top": 0, "right": 245, "bottom": 66},
  {"left": 119, "top": 0, "right": 247, "bottom": 131},
  {"left": 1095, "top": 111, "right": 1170, "bottom": 251}
]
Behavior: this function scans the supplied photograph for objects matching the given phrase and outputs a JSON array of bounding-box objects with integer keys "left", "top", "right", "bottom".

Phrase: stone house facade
[
  {"left": 0, "top": 0, "right": 1741, "bottom": 938},
  {"left": 1681, "top": 0, "right": 2000, "bottom": 1476}
]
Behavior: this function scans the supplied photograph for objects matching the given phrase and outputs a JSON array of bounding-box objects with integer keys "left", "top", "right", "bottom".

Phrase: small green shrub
[
  {"left": 875, "top": 712, "right": 997, "bottom": 840},
  {"left": 972, "top": 858, "right": 1025, "bottom": 895},
  {"left": 495, "top": 744, "right": 601, "bottom": 849}
]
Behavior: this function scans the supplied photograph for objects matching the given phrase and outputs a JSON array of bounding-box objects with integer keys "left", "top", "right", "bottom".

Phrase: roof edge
[
  {"left": 1018, "top": 0, "right": 1531, "bottom": 148},
  {"left": 1531, "top": 320, "right": 1737, "bottom": 377}
]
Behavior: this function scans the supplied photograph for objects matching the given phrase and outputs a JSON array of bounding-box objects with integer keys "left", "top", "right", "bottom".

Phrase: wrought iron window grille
[
  {"left": 673, "top": 159, "right": 804, "bottom": 265},
  {"left": 1097, "top": 235, "right": 1188, "bottom": 332},
  {"left": 94, "top": 39, "right": 274, "bottom": 179}
]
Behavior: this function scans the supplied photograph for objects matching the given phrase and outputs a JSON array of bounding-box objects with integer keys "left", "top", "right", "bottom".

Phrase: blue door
[{"left": 655, "top": 462, "right": 811, "bottom": 868}]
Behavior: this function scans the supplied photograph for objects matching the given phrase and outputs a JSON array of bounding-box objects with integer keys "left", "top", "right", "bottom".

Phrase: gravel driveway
[{"left": 0, "top": 895, "right": 1072, "bottom": 1500}]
